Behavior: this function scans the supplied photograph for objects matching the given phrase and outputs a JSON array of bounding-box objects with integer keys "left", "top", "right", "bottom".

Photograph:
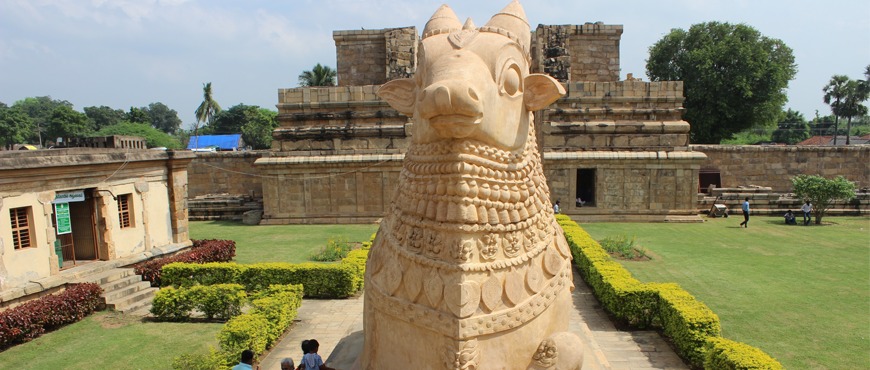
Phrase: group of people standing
[
  {"left": 740, "top": 197, "right": 814, "bottom": 228},
  {"left": 233, "top": 338, "right": 334, "bottom": 370}
]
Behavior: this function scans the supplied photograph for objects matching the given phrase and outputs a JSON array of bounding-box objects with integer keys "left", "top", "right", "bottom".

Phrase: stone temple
[{"left": 254, "top": 1, "right": 705, "bottom": 225}]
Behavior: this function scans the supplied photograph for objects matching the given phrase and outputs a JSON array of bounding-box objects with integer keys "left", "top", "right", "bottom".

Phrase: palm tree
[
  {"left": 839, "top": 79, "right": 869, "bottom": 145},
  {"left": 193, "top": 82, "right": 221, "bottom": 148},
  {"left": 823, "top": 75, "right": 848, "bottom": 145},
  {"left": 298, "top": 63, "right": 337, "bottom": 87}
]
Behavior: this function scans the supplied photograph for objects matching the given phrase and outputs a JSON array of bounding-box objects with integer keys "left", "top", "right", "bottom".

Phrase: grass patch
[
  {"left": 188, "top": 221, "right": 378, "bottom": 264},
  {"left": 580, "top": 216, "right": 870, "bottom": 370},
  {"left": 0, "top": 311, "right": 222, "bottom": 369}
]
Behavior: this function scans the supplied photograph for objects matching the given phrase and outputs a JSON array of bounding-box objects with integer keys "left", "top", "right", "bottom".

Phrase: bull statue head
[
  {"left": 379, "top": 1, "right": 564, "bottom": 151},
  {"left": 359, "top": 2, "right": 582, "bottom": 369}
]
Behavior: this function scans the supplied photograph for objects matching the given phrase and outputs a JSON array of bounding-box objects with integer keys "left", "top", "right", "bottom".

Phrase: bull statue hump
[{"left": 359, "top": 2, "right": 582, "bottom": 369}]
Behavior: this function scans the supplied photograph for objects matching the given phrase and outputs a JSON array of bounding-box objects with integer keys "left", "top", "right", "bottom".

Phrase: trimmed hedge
[
  {"left": 216, "top": 284, "right": 304, "bottom": 366},
  {"left": 151, "top": 284, "right": 247, "bottom": 321},
  {"left": 556, "top": 215, "right": 781, "bottom": 369},
  {"left": 161, "top": 254, "right": 367, "bottom": 299},
  {"left": 704, "top": 337, "right": 784, "bottom": 370},
  {"left": 133, "top": 239, "right": 236, "bottom": 287},
  {"left": 0, "top": 283, "right": 103, "bottom": 349}
]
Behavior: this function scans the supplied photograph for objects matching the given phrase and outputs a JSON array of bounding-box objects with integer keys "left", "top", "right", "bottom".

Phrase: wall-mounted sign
[
  {"left": 55, "top": 202, "right": 72, "bottom": 235},
  {"left": 53, "top": 190, "right": 85, "bottom": 203}
]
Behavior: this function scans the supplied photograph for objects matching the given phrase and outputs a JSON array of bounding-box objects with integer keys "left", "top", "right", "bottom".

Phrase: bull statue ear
[
  {"left": 378, "top": 78, "right": 417, "bottom": 116},
  {"left": 524, "top": 74, "right": 566, "bottom": 111}
]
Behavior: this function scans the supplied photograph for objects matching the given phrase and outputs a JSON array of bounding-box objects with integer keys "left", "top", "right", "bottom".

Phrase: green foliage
[
  {"left": 46, "top": 105, "right": 92, "bottom": 141},
  {"left": 94, "top": 121, "right": 183, "bottom": 148},
  {"left": 771, "top": 108, "right": 810, "bottom": 144},
  {"left": 298, "top": 63, "right": 337, "bottom": 87},
  {"left": 161, "top": 261, "right": 361, "bottom": 298},
  {"left": 705, "top": 337, "right": 784, "bottom": 370},
  {"left": 12, "top": 96, "right": 73, "bottom": 144},
  {"left": 791, "top": 175, "right": 857, "bottom": 224},
  {"left": 171, "top": 347, "right": 228, "bottom": 370},
  {"left": 83, "top": 106, "right": 125, "bottom": 131},
  {"left": 125, "top": 107, "right": 149, "bottom": 124},
  {"left": 598, "top": 235, "right": 649, "bottom": 260},
  {"left": 0, "top": 105, "right": 34, "bottom": 149},
  {"left": 556, "top": 215, "right": 778, "bottom": 368},
  {"left": 646, "top": 22, "right": 797, "bottom": 144},
  {"left": 207, "top": 104, "right": 278, "bottom": 149},
  {"left": 145, "top": 102, "right": 183, "bottom": 134},
  {"left": 310, "top": 237, "right": 351, "bottom": 261},
  {"left": 215, "top": 284, "right": 303, "bottom": 364},
  {"left": 151, "top": 286, "right": 195, "bottom": 321},
  {"left": 195, "top": 82, "right": 221, "bottom": 138}
]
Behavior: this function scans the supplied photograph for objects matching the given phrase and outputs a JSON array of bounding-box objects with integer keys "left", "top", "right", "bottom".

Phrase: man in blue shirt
[
  {"left": 232, "top": 349, "right": 254, "bottom": 370},
  {"left": 739, "top": 197, "right": 750, "bottom": 228}
]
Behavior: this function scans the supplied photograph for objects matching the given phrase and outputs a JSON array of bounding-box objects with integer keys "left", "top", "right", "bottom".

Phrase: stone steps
[{"left": 74, "top": 267, "right": 156, "bottom": 316}]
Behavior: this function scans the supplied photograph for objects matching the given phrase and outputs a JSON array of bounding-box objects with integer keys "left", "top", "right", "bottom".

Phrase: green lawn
[
  {"left": 580, "top": 216, "right": 870, "bottom": 370},
  {"left": 0, "top": 311, "right": 223, "bottom": 369},
  {"left": 189, "top": 221, "right": 379, "bottom": 264}
]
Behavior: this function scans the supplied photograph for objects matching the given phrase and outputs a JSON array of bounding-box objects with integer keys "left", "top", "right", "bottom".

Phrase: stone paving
[{"left": 259, "top": 270, "right": 688, "bottom": 370}]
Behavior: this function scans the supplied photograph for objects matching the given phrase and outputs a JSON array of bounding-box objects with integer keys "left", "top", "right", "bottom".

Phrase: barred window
[
  {"left": 10, "top": 207, "right": 33, "bottom": 249},
  {"left": 118, "top": 194, "right": 134, "bottom": 228}
]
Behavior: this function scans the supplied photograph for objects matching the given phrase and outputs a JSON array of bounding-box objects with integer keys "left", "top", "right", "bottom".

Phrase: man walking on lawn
[{"left": 739, "top": 197, "right": 750, "bottom": 228}]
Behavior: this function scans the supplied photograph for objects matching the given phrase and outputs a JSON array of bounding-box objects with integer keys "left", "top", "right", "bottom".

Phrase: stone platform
[{"left": 259, "top": 269, "right": 688, "bottom": 370}]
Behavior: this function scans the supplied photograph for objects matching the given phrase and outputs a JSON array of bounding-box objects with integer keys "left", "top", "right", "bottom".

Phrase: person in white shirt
[{"left": 800, "top": 201, "right": 813, "bottom": 225}]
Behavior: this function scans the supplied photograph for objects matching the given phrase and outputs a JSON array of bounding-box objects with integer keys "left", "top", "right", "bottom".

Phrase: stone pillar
[
  {"left": 166, "top": 151, "right": 195, "bottom": 243},
  {"left": 134, "top": 181, "right": 151, "bottom": 252},
  {"left": 94, "top": 190, "right": 116, "bottom": 260},
  {"left": 37, "top": 192, "right": 59, "bottom": 275}
]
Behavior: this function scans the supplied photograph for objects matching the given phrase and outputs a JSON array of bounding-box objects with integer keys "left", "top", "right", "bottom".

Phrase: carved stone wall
[
  {"left": 693, "top": 145, "right": 870, "bottom": 191},
  {"left": 273, "top": 85, "right": 410, "bottom": 154},
  {"left": 334, "top": 27, "right": 417, "bottom": 87}
]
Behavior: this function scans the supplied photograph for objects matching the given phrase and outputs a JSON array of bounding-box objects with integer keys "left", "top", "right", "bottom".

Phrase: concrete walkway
[{"left": 259, "top": 270, "right": 688, "bottom": 370}]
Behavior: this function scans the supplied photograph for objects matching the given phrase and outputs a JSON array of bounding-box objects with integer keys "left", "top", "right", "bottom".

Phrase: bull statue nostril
[
  {"left": 434, "top": 85, "right": 452, "bottom": 112},
  {"left": 468, "top": 87, "right": 479, "bottom": 102}
]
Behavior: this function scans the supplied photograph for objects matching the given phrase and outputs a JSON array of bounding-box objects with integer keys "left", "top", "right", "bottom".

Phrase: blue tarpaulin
[{"left": 187, "top": 134, "right": 244, "bottom": 150}]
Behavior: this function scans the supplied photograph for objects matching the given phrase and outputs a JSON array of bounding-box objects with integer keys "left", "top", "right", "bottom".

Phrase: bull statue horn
[
  {"left": 423, "top": 4, "right": 463, "bottom": 39},
  {"left": 483, "top": 0, "right": 531, "bottom": 53},
  {"left": 462, "top": 17, "right": 476, "bottom": 30}
]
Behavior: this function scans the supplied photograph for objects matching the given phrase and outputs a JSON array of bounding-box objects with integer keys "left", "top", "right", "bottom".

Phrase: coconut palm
[
  {"left": 839, "top": 79, "right": 869, "bottom": 145},
  {"left": 823, "top": 75, "right": 848, "bottom": 145},
  {"left": 193, "top": 82, "right": 222, "bottom": 147},
  {"left": 298, "top": 63, "right": 337, "bottom": 87}
]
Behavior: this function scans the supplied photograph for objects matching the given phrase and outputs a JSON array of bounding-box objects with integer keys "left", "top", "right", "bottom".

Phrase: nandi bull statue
[{"left": 357, "top": 2, "right": 583, "bottom": 369}]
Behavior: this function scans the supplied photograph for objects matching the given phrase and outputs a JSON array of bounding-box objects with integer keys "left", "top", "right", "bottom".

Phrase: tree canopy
[
  {"left": 0, "top": 105, "right": 34, "bottom": 149},
  {"left": 145, "top": 102, "right": 183, "bottom": 134},
  {"left": 195, "top": 82, "right": 221, "bottom": 138},
  {"left": 84, "top": 106, "right": 126, "bottom": 131},
  {"left": 298, "top": 63, "right": 337, "bottom": 87},
  {"left": 207, "top": 104, "right": 278, "bottom": 149},
  {"left": 824, "top": 67, "right": 870, "bottom": 145},
  {"left": 791, "top": 175, "right": 856, "bottom": 225},
  {"left": 646, "top": 22, "right": 797, "bottom": 144},
  {"left": 771, "top": 109, "right": 809, "bottom": 144},
  {"left": 46, "top": 105, "right": 92, "bottom": 143},
  {"left": 12, "top": 96, "right": 74, "bottom": 146},
  {"left": 94, "top": 122, "right": 182, "bottom": 149}
]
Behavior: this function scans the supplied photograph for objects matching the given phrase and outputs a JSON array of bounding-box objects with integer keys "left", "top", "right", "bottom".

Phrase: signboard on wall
[
  {"left": 55, "top": 202, "right": 72, "bottom": 235},
  {"left": 53, "top": 190, "right": 85, "bottom": 203}
]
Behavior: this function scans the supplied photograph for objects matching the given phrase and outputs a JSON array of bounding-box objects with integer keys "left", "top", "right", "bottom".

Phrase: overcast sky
[{"left": 1, "top": 0, "right": 868, "bottom": 129}]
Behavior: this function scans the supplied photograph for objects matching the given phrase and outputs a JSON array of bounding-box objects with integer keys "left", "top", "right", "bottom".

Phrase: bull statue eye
[{"left": 502, "top": 65, "right": 522, "bottom": 96}]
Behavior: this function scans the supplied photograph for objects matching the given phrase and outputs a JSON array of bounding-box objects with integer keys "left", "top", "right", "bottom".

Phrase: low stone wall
[
  {"left": 694, "top": 145, "right": 870, "bottom": 192},
  {"left": 187, "top": 151, "right": 267, "bottom": 198},
  {"left": 698, "top": 188, "right": 869, "bottom": 216}
]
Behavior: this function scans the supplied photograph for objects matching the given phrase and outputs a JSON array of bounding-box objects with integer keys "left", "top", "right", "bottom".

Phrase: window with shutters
[
  {"left": 10, "top": 207, "right": 34, "bottom": 249},
  {"left": 118, "top": 194, "right": 134, "bottom": 228}
]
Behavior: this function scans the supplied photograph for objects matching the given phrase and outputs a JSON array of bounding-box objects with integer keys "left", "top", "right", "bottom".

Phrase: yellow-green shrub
[
  {"left": 161, "top": 260, "right": 364, "bottom": 298},
  {"left": 705, "top": 337, "right": 784, "bottom": 370},
  {"left": 151, "top": 284, "right": 246, "bottom": 321},
  {"left": 556, "top": 215, "right": 777, "bottom": 368},
  {"left": 216, "top": 284, "right": 304, "bottom": 364}
]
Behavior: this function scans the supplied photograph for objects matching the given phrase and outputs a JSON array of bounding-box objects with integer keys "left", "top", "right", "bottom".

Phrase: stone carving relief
[{"left": 358, "top": 2, "right": 584, "bottom": 369}]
